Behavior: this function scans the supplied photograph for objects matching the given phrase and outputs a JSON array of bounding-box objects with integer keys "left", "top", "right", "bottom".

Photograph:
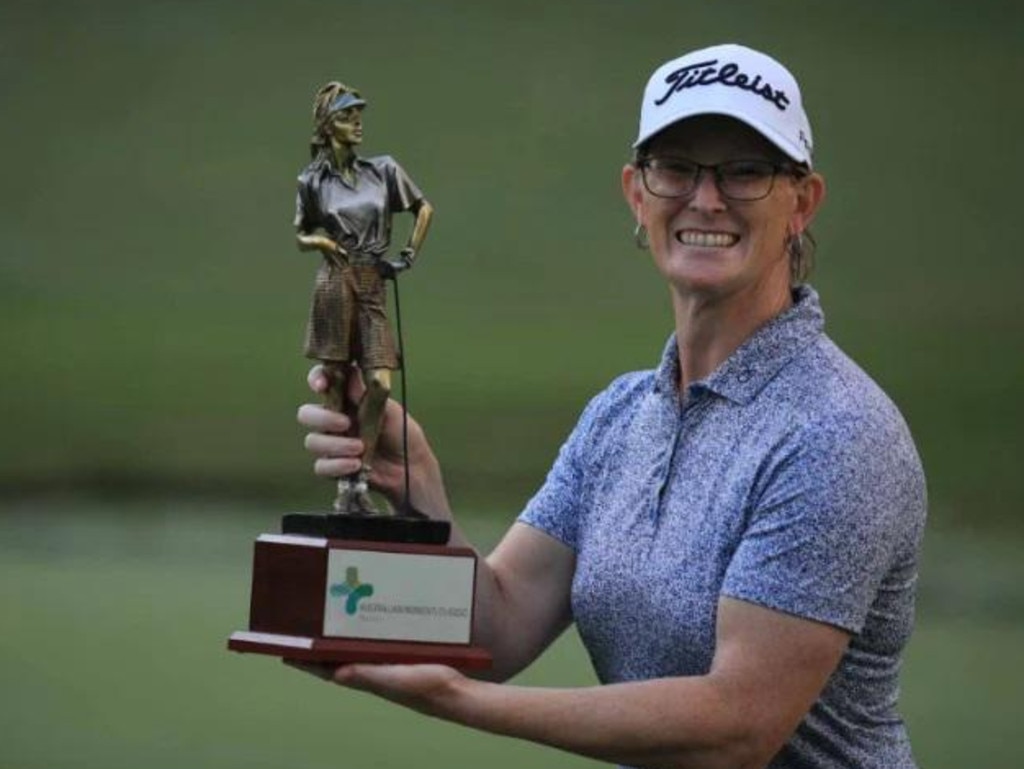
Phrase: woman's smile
[{"left": 675, "top": 229, "right": 740, "bottom": 248}]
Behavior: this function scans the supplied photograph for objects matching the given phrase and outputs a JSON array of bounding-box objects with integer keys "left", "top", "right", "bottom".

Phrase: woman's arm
[{"left": 332, "top": 597, "right": 849, "bottom": 769}]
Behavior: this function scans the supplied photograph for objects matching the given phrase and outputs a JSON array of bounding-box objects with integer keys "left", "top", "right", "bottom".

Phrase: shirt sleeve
[
  {"left": 721, "top": 411, "right": 925, "bottom": 633},
  {"left": 518, "top": 376, "right": 640, "bottom": 551},
  {"left": 381, "top": 156, "right": 425, "bottom": 213},
  {"left": 516, "top": 407, "right": 593, "bottom": 551},
  {"left": 293, "top": 174, "right": 317, "bottom": 232}
]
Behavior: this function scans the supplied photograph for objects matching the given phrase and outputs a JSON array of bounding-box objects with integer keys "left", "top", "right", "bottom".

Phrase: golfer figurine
[{"left": 294, "top": 81, "right": 433, "bottom": 514}]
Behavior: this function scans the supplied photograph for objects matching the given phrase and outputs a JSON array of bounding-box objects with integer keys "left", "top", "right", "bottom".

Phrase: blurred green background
[{"left": 2, "top": 1, "right": 1022, "bottom": 767}]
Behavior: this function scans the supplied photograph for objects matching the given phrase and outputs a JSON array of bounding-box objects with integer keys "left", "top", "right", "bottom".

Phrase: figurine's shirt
[
  {"left": 519, "top": 286, "right": 926, "bottom": 769},
  {"left": 295, "top": 155, "right": 423, "bottom": 259},
  {"left": 294, "top": 153, "right": 422, "bottom": 366}
]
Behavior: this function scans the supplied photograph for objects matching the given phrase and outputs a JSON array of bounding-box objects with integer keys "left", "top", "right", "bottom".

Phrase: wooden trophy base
[
  {"left": 228, "top": 631, "right": 492, "bottom": 667},
  {"left": 228, "top": 517, "right": 491, "bottom": 670}
]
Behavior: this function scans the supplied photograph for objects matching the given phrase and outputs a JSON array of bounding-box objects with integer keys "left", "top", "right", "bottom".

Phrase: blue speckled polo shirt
[{"left": 519, "top": 286, "right": 926, "bottom": 769}]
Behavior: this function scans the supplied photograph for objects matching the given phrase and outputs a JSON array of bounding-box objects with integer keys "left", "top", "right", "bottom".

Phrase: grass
[
  {"left": 1, "top": 503, "right": 1022, "bottom": 769},
  {"left": 0, "top": 505, "right": 598, "bottom": 769}
]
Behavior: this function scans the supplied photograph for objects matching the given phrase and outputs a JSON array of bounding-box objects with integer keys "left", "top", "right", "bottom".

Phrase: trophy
[{"left": 228, "top": 82, "right": 491, "bottom": 670}]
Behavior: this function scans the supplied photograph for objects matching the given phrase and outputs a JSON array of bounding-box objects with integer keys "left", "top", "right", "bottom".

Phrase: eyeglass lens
[{"left": 642, "top": 159, "right": 780, "bottom": 201}]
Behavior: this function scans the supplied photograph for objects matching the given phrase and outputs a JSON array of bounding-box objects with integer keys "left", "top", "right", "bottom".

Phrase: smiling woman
[{"left": 296, "top": 43, "right": 926, "bottom": 769}]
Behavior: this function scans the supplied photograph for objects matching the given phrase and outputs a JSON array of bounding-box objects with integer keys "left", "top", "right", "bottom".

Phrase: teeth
[{"left": 677, "top": 230, "right": 739, "bottom": 247}]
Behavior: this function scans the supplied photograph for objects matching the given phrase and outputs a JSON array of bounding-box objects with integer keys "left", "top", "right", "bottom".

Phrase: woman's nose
[{"left": 688, "top": 169, "right": 726, "bottom": 211}]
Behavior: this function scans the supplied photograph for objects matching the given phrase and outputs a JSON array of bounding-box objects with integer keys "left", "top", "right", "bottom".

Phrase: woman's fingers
[
  {"left": 301, "top": 419, "right": 365, "bottom": 478},
  {"left": 300, "top": 370, "right": 366, "bottom": 478},
  {"left": 307, "top": 365, "right": 328, "bottom": 394},
  {"left": 303, "top": 432, "right": 364, "bottom": 478},
  {"left": 283, "top": 659, "right": 339, "bottom": 681},
  {"left": 313, "top": 456, "right": 362, "bottom": 477},
  {"left": 297, "top": 403, "right": 349, "bottom": 433},
  {"left": 308, "top": 364, "right": 366, "bottom": 413},
  {"left": 303, "top": 432, "right": 363, "bottom": 457}
]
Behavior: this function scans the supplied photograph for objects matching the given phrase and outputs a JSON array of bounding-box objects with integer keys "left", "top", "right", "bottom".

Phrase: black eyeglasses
[{"left": 637, "top": 157, "right": 802, "bottom": 201}]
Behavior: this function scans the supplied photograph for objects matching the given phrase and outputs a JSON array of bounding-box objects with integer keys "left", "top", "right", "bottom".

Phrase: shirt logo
[{"left": 653, "top": 58, "right": 791, "bottom": 112}]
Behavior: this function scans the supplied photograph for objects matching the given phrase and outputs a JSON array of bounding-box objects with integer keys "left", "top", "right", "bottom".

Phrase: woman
[
  {"left": 294, "top": 81, "right": 433, "bottom": 513},
  {"left": 296, "top": 45, "right": 926, "bottom": 769}
]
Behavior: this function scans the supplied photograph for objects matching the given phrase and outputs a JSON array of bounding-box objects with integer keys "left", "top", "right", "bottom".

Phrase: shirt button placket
[{"left": 653, "top": 394, "right": 687, "bottom": 520}]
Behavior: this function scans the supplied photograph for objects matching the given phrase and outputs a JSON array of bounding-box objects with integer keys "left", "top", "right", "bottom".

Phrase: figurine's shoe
[
  {"left": 332, "top": 479, "right": 355, "bottom": 513},
  {"left": 333, "top": 478, "right": 383, "bottom": 515},
  {"left": 350, "top": 489, "right": 382, "bottom": 514},
  {"left": 350, "top": 471, "right": 382, "bottom": 514}
]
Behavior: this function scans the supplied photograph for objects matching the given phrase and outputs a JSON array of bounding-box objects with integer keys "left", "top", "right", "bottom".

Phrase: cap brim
[
  {"left": 633, "top": 106, "right": 810, "bottom": 167},
  {"left": 327, "top": 94, "right": 367, "bottom": 113}
]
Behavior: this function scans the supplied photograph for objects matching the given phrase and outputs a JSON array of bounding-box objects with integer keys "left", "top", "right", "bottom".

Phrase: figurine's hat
[{"left": 327, "top": 91, "right": 367, "bottom": 114}]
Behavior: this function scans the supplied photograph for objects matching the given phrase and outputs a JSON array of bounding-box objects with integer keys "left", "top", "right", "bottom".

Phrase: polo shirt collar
[
  {"left": 313, "top": 154, "right": 372, "bottom": 187},
  {"left": 652, "top": 285, "right": 825, "bottom": 405}
]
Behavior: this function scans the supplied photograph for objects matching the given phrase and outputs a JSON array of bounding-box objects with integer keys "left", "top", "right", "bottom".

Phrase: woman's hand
[
  {"left": 287, "top": 598, "right": 848, "bottom": 769},
  {"left": 297, "top": 365, "right": 449, "bottom": 513},
  {"left": 284, "top": 660, "right": 472, "bottom": 722},
  {"left": 336, "top": 663, "right": 467, "bottom": 718}
]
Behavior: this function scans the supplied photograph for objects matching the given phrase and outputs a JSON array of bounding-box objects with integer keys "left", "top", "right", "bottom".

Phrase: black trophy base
[{"left": 281, "top": 511, "right": 451, "bottom": 545}]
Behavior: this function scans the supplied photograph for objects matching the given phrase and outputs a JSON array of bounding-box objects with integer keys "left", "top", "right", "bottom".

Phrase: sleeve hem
[
  {"left": 515, "top": 515, "right": 578, "bottom": 553},
  {"left": 721, "top": 575, "right": 865, "bottom": 634}
]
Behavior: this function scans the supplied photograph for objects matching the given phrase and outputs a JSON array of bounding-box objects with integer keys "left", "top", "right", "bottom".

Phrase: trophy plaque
[
  {"left": 227, "top": 80, "right": 491, "bottom": 670},
  {"left": 227, "top": 533, "right": 491, "bottom": 669}
]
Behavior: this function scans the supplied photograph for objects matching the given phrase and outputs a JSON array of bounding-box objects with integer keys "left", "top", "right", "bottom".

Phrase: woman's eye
[
  {"left": 658, "top": 161, "right": 697, "bottom": 176},
  {"left": 724, "top": 162, "right": 771, "bottom": 179}
]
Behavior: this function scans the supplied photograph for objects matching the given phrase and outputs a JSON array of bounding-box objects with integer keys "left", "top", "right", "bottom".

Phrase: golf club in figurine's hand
[{"left": 379, "top": 248, "right": 415, "bottom": 280}]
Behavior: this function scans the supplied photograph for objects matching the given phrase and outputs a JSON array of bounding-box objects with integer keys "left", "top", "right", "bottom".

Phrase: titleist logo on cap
[{"left": 654, "top": 58, "right": 790, "bottom": 112}]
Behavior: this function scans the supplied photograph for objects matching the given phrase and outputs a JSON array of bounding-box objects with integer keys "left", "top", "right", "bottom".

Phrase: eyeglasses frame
[{"left": 636, "top": 156, "right": 807, "bottom": 202}]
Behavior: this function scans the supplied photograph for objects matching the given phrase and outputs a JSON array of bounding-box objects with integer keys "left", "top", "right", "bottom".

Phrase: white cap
[{"left": 634, "top": 43, "right": 813, "bottom": 166}]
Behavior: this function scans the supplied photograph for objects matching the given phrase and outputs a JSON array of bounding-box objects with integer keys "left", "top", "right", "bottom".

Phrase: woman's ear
[
  {"left": 622, "top": 163, "right": 644, "bottom": 222},
  {"left": 792, "top": 172, "right": 826, "bottom": 234}
]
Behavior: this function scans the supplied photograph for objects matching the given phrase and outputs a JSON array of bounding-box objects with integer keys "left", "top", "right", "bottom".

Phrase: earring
[
  {"left": 785, "top": 229, "right": 807, "bottom": 283},
  {"left": 786, "top": 229, "right": 805, "bottom": 259},
  {"left": 633, "top": 223, "right": 649, "bottom": 250}
]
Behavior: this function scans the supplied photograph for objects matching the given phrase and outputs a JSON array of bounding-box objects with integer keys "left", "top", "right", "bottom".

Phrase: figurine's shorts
[{"left": 304, "top": 261, "right": 399, "bottom": 369}]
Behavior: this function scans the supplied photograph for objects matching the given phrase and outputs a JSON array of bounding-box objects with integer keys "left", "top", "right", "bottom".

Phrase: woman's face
[
  {"left": 327, "top": 106, "right": 364, "bottom": 147},
  {"left": 622, "top": 115, "right": 824, "bottom": 302}
]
